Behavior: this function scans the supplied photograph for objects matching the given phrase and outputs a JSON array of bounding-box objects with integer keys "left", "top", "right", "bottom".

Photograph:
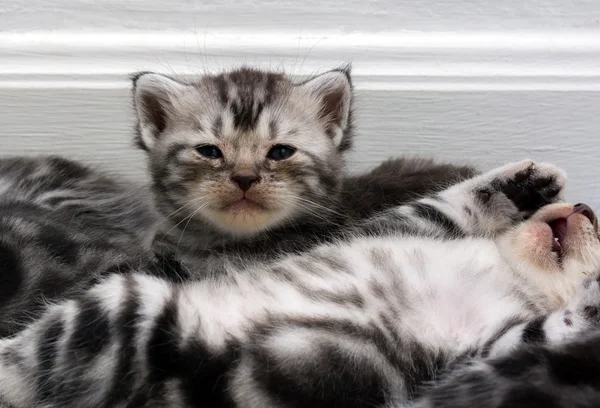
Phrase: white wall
[{"left": 1, "top": 0, "right": 600, "bottom": 205}]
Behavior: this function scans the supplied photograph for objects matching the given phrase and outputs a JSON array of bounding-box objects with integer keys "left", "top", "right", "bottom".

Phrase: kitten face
[
  {"left": 499, "top": 203, "right": 600, "bottom": 304},
  {"left": 132, "top": 68, "right": 353, "bottom": 235}
]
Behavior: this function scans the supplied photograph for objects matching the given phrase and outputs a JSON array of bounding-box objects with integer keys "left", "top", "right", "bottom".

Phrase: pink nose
[{"left": 574, "top": 203, "right": 596, "bottom": 224}]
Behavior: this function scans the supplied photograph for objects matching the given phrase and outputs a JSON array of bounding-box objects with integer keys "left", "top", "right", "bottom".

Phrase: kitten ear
[
  {"left": 132, "top": 72, "right": 188, "bottom": 150},
  {"left": 300, "top": 68, "right": 353, "bottom": 149}
]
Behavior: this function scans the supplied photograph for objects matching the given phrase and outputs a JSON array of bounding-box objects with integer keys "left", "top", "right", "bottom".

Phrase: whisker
[
  {"left": 159, "top": 198, "right": 206, "bottom": 240},
  {"left": 160, "top": 198, "right": 205, "bottom": 223},
  {"left": 177, "top": 202, "right": 209, "bottom": 246}
]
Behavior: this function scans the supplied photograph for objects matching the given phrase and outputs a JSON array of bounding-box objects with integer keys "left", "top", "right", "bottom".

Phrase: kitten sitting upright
[{"left": 132, "top": 67, "right": 475, "bottom": 276}]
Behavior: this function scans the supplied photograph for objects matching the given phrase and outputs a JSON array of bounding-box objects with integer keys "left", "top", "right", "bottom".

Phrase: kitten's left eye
[
  {"left": 267, "top": 145, "right": 296, "bottom": 161},
  {"left": 195, "top": 145, "right": 223, "bottom": 159}
]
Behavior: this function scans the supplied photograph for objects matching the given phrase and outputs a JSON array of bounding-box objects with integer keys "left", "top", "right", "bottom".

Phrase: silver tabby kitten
[
  {"left": 132, "top": 67, "right": 476, "bottom": 275},
  {"left": 0, "top": 67, "right": 474, "bottom": 337},
  {"left": 0, "top": 159, "right": 599, "bottom": 408},
  {"left": 0, "top": 156, "right": 159, "bottom": 337}
]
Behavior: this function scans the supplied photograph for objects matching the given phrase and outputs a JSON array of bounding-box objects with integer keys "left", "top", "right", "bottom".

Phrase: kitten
[
  {"left": 0, "top": 67, "right": 474, "bottom": 337},
  {"left": 0, "top": 156, "right": 159, "bottom": 337},
  {"left": 132, "top": 66, "right": 476, "bottom": 275},
  {"left": 0, "top": 160, "right": 599, "bottom": 408}
]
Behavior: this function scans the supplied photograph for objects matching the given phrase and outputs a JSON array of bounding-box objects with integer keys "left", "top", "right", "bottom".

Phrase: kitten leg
[
  {"left": 359, "top": 160, "right": 566, "bottom": 239},
  {"left": 481, "top": 276, "right": 600, "bottom": 359},
  {"left": 434, "top": 159, "right": 566, "bottom": 236}
]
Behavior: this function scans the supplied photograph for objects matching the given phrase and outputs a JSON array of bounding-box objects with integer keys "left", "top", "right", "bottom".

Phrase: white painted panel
[
  {"left": 1, "top": 86, "right": 599, "bottom": 206},
  {"left": 1, "top": 0, "right": 599, "bottom": 207},
  {"left": 1, "top": 0, "right": 600, "bottom": 31}
]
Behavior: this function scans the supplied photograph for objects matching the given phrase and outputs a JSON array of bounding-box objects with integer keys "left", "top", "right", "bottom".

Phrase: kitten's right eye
[
  {"left": 267, "top": 145, "right": 296, "bottom": 161},
  {"left": 195, "top": 145, "right": 223, "bottom": 159}
]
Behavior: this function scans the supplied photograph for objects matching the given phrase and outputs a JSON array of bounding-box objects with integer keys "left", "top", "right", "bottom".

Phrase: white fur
[{"left": 0, "top": 160, "right": 598, "bottom": 408}]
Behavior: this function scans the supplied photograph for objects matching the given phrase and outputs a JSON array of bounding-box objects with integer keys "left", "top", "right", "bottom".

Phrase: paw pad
[{"left": 485, "top": 161, "right": 566, "bottom": 214}]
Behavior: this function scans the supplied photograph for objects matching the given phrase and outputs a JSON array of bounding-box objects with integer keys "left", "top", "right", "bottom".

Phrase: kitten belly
[{"left": 392, "top": 239, "right": 529, "bottom": 352}]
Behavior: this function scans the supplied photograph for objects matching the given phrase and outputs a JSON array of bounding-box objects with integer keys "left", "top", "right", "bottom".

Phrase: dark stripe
[
  {"left": 251, "top": 315, "right": 443, "bottom": 406},
  {"left": 412, "top": 202, "right": 466, "bottom": 238},
  {"left": 105, "top": 277, "right": 141, "bottom": 407},
  {"left": 256, "top": 316, "right": 437, "bottom": 398},
  {"left": 214, "top": 75, "right": 229, "bottom": 106},
  {"left": 251, "top": 340, "right": 388, "bottom": 408},
  {"left": 48, "top": 156, "right": 91, "bottom": 179},
  {"left": 211, "top": 115, "right": 223, "bottom": 139},
  {"left": 296, "top": 284, "right": 365, "bottom": 308},
  {"left": 481, "top": 316, "right": 527, "bottom": 358},
  {"left": 165, "top": 143, "right": 188, "bottom": 164},
  {"left": 36, "top": 225, "right": 79, "bottom": 265},
  {"left": 68, "top": 296, "right": 111, "bottom": 359},
  {"left": 0, "top": 241, "right": 23, "bottom": 309},
  {"left": 147, "top": 297, "right": 180, "bottom": 383},
  {"left": 150, "top": 253, "right": 190, "bottom": 283},
  {"left": 231, "top": 100, "right": 264, "bottom": 131},
  {"left": 269, "top": 120, "right": 278, "bottom": 139},
  {"left": 146, "top": 295, "right": 236, "bottom": 407},
  {"left": 264, "top": 74, "right": 279, "bottom": 105},
  {"left": 36, "top": 316, "right": 65, "bottom": 401},
  {"left": 521, "top": 316, "right": 547, "bottom": 344},
  {"left": 300, "top": 151, "right": 340, "bottom": 192}
]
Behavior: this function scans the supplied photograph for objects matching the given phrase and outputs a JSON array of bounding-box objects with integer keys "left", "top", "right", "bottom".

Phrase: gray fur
[
  {"left": 412, "top": 328, "right": 600, "bottom": 408},
  {"left": 0, "top": 160, "right": 593, "bottom": 408},
  {"left": 0, "top": 156, "right": 159, "bottom": 337}
]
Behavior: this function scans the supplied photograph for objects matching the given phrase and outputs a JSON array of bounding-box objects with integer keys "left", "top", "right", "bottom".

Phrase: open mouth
[
  {"left": 549, "top": 218, "right": 567, "bottom": 263},
  {"left": 547, "top": 203, "right": 598, "bottom": 264}
]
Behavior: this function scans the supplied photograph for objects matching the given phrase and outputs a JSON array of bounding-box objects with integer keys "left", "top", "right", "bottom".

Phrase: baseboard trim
[{"left": 2, "top": 30, "right": 600, "bottom": 91}]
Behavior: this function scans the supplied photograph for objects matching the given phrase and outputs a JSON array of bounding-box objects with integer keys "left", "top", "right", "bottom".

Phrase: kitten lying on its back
[
  {"left": 1, "top": 160, "right": 600, "bottom": 408},
  {"left": 132, "top": 67, "right": 475, "bottom": 275}
]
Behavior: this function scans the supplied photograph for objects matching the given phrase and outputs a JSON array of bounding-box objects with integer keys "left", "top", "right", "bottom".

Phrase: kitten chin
[{"left": 205, "top": 205, "right": 290, "bottom": 235}]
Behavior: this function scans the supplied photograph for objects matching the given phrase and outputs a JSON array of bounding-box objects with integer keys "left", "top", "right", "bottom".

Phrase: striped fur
[
  {"left": 1, "top": 160, "right": 599, "bottom": 408},
  {"left": 412, "top": 327, "right": 600, "bottom": 408},
  {"left": 131, "top": 67, "right": 476, "bottom": 276},
  {"left": 0, "top": 156, "right": 159, "bottom": 337}
]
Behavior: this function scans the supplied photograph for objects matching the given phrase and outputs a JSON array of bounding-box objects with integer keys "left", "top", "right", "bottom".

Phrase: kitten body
[
  {"left": 0, "top": 156, "right": 160, "bottom": 337},
  {"left": 0, "top": 161, "right": 599, "bottom": 408}
]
